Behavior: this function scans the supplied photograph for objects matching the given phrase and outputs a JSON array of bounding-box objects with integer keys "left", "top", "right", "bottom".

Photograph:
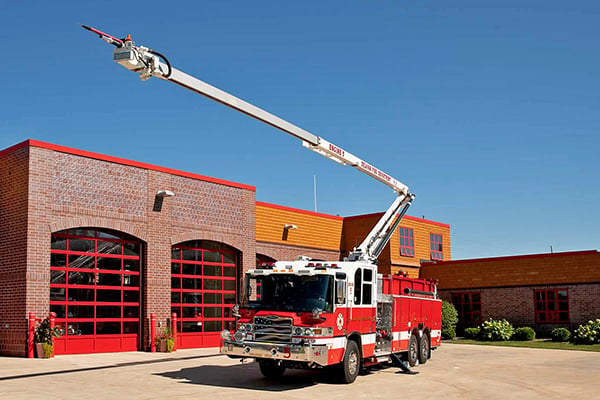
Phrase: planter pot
[
  {"left": 156, "top": 339, "right": 174, "bottom": 352},
  {"left": 35, "top": 343, "right": 53, "bottom": 358}
]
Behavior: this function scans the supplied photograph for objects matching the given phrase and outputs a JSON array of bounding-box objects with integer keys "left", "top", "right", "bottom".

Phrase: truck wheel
[
  {"left": 339, "top": 340, "right": 360, "bottom": 383},
  {"left": 418, "top": 333, "right": 430, "bottom": 365},
  {"left": 407, "top": 333, "right": 418, "bottom": 367},
  {"left": 258, "top": 360, "right": 286, "bottom": 379}
]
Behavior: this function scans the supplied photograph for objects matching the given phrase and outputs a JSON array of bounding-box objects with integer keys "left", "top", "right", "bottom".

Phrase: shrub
[
  {"left": 512, "top": 327, "right": 536, "bottom": 341},
  {"left": 551, "top": 327, "right": 571, "bottom": 342},
  {"left": 572, "top": 319, "right": 600, "bottom": 344},
  {"left": 442, "top": 326, "right": 456, "bottom": 340},
  {"left": 441, "top": 301, "right": 458, "bottom": 339},
  {"left": 463, "top": 327, "right": 480, "bottom": 340},
  {"left": 479, "top": 319, "right": 514, "bottom": 341}
]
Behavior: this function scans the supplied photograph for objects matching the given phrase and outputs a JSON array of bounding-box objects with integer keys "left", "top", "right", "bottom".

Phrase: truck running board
[{"left": 390, "top": 353, "right": 419, "bottom": 375}]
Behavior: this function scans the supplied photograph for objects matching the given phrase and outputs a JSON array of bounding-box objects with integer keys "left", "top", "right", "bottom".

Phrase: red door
[
  {"left": 50, "top": 228, "right": 142, "bottom": 355},
  {"left": 171, "top": 241, "right": 238, "bottom": 348}
]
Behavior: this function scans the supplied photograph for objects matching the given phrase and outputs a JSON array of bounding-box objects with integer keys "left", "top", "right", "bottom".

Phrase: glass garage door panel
[
  {"left": 50, "top": 228, "right": 141, "bottom": 355},
  {"left": 171, "top": 240, "right": 238, "bottom": 348}
]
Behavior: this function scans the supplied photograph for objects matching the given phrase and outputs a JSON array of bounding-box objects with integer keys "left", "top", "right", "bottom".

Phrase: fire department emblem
[{"left": 336, "top": 313, "right": 344, "bottom": 331}]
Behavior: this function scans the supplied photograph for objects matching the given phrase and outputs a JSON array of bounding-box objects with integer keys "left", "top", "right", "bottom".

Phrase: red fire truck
[
  {"left": 222, "top": 263, "right": 441, "bottom": 383},
  {"left": 84, "top": 25, "right": 442, "bottom": 383}
]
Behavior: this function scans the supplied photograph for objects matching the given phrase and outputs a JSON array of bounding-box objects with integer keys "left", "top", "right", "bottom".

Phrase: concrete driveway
[{"left": 1, "top": 343, "right": 598, "bottom": 399}]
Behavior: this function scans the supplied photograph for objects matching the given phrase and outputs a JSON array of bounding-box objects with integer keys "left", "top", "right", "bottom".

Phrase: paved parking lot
[{"left": 1, "top": 343, "right": 599, "bottom": 399}]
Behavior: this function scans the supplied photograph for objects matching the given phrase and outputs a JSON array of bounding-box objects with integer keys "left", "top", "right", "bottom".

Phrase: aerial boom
[{"left": 83, "top": 26, "right": 415, "bottom": 261}]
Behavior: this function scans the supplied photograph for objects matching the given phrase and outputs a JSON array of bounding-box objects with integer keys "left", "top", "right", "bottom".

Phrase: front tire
[
  {"left": 418, "top": 333, "right": 430, "bottom": 365},
  {"left": 407, "top": 333, "right": 419, "bottom": 367},
  {"left": 339, "top": 340, "right": 360, "bottom": 383},
  {"left": 258, "top": 360, "right": 286, "bottom": 379}
]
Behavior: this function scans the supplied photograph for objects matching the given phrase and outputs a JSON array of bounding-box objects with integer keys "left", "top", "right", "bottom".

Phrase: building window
[
  {"left": 399, "top": 227, "right": 414, "bottom": 257},
  {"left": 535, "top": 289, "right": 569, "bottom": 323},
  {"left": 430, "top": 233, "right": 443, "bottom": 260},
  {"left": 452, "top": 292, "right": 482, "bottom": 325}
]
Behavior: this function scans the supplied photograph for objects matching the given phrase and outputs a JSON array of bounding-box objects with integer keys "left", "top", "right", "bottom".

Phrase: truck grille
[{"left": 253, "top": 315, "right": 293, "bottom": 343}]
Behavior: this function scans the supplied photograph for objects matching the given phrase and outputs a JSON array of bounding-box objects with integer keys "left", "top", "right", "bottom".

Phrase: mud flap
[{"left": 390, "top": 353, "right": 419, "bottom": 375}]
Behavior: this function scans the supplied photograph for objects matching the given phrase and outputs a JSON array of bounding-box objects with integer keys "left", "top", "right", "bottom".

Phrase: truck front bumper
[{"left": 221, "top": 340, "right": 329, "bottom": 366}]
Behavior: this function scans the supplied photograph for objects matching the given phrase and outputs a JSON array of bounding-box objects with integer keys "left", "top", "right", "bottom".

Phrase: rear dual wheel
[
  {"left": 408, "top": 332, "right": 430, "bottom": 367},
  {"left": 419, "top": 333, "right": 430, "bottom": 365}
]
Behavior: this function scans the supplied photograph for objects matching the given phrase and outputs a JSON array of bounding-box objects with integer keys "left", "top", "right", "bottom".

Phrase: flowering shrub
[
  {"left": 551, "top": 328, "right": 571, "bottom": 342},
  {"left": 512, "top": 327, "right": 536, "bottom": 341},
  {"left": 479, "top": 319, "right": 514, "bottom": 341},
  {"left": 572, "top": 319, "right": 600, "bottom": 345},
  {"left": 155, "top": 326, "right": 175, "bottom": 352}
]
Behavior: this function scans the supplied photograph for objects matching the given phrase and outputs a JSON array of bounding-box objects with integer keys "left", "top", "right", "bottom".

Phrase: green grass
[{"left": 447, "top": 338, "right": 600, "bottom": 352}]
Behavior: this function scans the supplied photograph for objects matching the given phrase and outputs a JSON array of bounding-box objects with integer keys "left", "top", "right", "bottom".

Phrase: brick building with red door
[{"left": 0, "top": 139, "right": 450, "bottom": 357}]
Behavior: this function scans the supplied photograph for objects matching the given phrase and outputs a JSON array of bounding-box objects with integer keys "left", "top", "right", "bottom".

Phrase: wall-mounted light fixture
[
  {"left": 154, "top": 190, "right": 175, "bottom": 212},
  {"left": 156, "top": 190, "right": 175, "bottom": 197},
  {"left": 282, "top": 224, "right": 297, "bottom": 241}
]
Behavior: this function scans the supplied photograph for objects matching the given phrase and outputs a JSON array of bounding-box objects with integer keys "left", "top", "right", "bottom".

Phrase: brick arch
[
  {"left": 256, "top": 252, "right": 277, "bottom": 263},
  {"left": 49, "top": 217, "right": 148, "bottom": 242},
  {"left": 170, "top": 231, "right": 244, "bottom": 253}
]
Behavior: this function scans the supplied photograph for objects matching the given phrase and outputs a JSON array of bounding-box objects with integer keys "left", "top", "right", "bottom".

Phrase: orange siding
[
  {"left": 342, "top": 214, "right": 450, "bottom": 278},
  {"left": 256, "top": 203, "right": 343, "bottom": 251},
  {"left": 420, "top": 251, "right": 600, "bottom": 289},
  {"left": 390, "top": 217, "right": 452, "bottom": 266}
]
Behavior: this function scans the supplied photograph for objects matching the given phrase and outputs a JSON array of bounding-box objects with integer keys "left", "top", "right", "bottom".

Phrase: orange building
[{"left": 256, "top": 204, "right": 451, "bottom": 278}]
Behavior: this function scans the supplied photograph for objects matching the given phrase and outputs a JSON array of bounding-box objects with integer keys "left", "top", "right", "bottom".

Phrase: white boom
[{"left": 83, "top": 25, "right": 415, "bottom": 262}]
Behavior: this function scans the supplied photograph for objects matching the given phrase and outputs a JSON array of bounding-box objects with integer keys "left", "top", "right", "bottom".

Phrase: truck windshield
[{"left": 244, "top": 274, "right": 333, "bottom": 313}]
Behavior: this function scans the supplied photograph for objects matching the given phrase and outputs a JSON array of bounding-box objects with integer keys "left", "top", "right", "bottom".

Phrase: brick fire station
[
  {"left": 1, "top": 139, "right": 598, "bottom": 357},
  {"left": 0, "top": 139, "right": 449, "bottom": 357}
]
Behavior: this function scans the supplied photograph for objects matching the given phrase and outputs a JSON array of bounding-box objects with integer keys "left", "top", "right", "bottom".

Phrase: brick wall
[
  {"left": 439, "top": 283, "right": 600, "bottom": 335},
  {"left": 256, "top": 241, "right": 340, "bottom": 263},
  {"left": 0, "top": 145, "right": 29, "bottom": 356}
]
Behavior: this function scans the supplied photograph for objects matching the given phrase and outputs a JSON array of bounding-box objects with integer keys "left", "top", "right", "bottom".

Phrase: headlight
[
  {"left": 220, "top": 330, "right": 231, "bottom": 340},
  {"left": 234, "top": 331, "right": 245, "bottom": 342},
  {"left": 243, "top": 323, "right": 253, "bottom": 332},
  {"left": 238, "top": 324, "right": 246, "bottom": 331},
  {"left": 304, "top": 328, "right": 312, "bottom": 336},
  {"left": 294, "top": 327, "right": 303, "bottom": 335}
]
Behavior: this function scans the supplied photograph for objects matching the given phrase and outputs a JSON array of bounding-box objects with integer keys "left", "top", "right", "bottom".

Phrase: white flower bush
[
  {"left": 479, "top": 318, "right": 514, "bottom": 341},
  {"left": 572, "top": 319, "right": 600, "bottom": 345}
]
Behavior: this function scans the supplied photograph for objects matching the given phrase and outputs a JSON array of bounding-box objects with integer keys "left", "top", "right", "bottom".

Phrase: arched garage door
[
  {"left": 50, "top": 228, "right": 142, "bottom": 354},
  {"left": 171, "top": 240, "right": 239, "bottom": 348}
]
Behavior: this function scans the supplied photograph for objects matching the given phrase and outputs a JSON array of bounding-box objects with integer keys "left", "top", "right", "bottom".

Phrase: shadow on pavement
[
  {"left": 0, "top": 353, "right": 222, "bottom": 382},
  {"left": 156, "top": 361, "right": 343, "bottom": 391}
]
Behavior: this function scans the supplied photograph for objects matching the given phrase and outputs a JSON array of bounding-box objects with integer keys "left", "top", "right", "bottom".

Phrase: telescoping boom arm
[{"left": 82, "top": 25, "right": 415, "bottom": 262}]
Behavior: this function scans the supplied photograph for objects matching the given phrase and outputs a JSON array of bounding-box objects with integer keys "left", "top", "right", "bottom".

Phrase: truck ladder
[{"left": 83, "top": 25, "right": 415, "bottom": 261}]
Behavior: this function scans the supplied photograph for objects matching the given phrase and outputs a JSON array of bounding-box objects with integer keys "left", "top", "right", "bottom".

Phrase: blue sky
[{"left": 1, "top": 1, "right": 598, "bottom": 259}]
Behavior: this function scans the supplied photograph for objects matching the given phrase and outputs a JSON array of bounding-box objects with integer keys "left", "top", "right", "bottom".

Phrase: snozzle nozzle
[{"left": 81, "top": 24, "right": 125, "bottom": 47}]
